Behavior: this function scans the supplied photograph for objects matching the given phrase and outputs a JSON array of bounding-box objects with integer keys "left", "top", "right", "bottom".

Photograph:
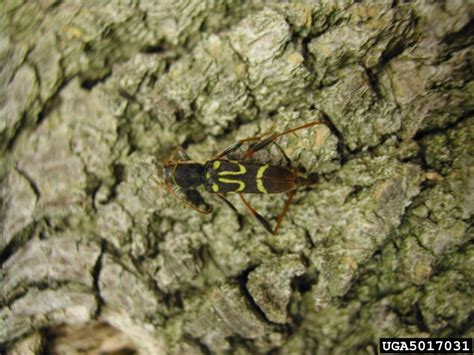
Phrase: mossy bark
[{"left": 1, "top": 1, "right": 472, "bottom": 354}]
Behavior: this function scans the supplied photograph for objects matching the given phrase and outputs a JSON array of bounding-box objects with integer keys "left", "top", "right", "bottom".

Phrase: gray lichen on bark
[{"left": 1, "top": 1, "right": 473, "bottom": 354}]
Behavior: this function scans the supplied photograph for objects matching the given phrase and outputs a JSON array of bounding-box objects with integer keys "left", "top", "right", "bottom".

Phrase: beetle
[{"left": 162, "top": 120, "right": 327, "bottom": 234}]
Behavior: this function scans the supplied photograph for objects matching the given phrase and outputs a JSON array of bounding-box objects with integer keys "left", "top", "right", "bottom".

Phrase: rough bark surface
[{"left": 1, "top": 1, "right": 472, "bottom": 354}]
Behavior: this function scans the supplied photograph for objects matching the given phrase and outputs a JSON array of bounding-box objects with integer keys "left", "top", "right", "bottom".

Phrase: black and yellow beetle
[{"left": 163, "top": 120, "right": 326, "bottom": 234}]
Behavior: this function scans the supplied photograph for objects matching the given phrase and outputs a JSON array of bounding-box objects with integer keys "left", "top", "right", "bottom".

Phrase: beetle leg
[
  {"left": 242, "top": 119, "right": 327, "bottom": 160},
  {"left": 184, "top": 188, "right": 214, "bottom": 213},
  {"left": 239, "top": 194, "right": 274, "bottom": 235},
  {"left": 169, "top": 148, "right": 192, "bottom": 161},
  {"left": 164, "top": 181, "right": 213, "bottom": 214},
  {"left": 216, "top": 192, "right": 238, "bottom": 212},
  {"left": 163, "top": 149, "right": 194, "bottom": 170},
  {"left": 273, "top": 142, "right": 292, "bottom": 168},
  {"left": 239, "top": 190, "right": 296, "bottom": 234},
  {"left": 273, "top": 190, "right": 296, "bottom": 234}
]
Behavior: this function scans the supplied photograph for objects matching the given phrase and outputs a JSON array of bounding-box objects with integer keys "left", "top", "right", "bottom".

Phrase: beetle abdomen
[{"left": 259, "top": 165, "right": 296, "bottom": 193}]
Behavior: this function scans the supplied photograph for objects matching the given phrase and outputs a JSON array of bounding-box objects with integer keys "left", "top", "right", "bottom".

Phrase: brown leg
[
  {"left": 216, "top": 192, "right": 238, "bottom": 212},
  {"left": 243, "top": 119, "right": 327, "bottom": 160},
  {"left": 273, "top": 190, "right": 295, "bottom": 234},
  {"left": 168, "top": 148, "right": 192, "bottom": 162},
  {"left": 239, "top": 189, "right": 296, "bottom": 234},
  {"left": 163, "top": 149, "right": 193, "bottom": 171},
  {"left": 273, "top": 142, "right": 292, "bottom": 168},
  {"left": 164, "top": 181, "right": 213, "bottom": 214},
  {"left": 239, "top": 194, "right": 274, "bottom": 234}
]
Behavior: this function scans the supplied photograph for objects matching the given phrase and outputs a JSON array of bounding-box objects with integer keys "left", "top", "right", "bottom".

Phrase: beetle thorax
[{"left": 165, "top": 163, "right": 206, "bottom": 189}]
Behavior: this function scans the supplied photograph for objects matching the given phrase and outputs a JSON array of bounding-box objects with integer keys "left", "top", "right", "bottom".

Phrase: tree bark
[{"left": 1, "top": 1, "right": 472, "bottom": 354}]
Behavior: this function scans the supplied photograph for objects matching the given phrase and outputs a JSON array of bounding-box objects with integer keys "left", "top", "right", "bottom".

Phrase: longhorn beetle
[{"left": 162, "top": 120, "right": 327, "bottom": 234}]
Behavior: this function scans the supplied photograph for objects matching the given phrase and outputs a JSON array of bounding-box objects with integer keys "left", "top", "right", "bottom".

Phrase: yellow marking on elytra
[
  {"left": 256, "top": 180, "right": 268, "bottom": 193},
  {"left": 211, "top": 183, "right": 220, "bottom": 192},
  {"left": 213, "top": 161, "right": 221, "bottom": 169},
  {"left": 218, "top": 177, "right": 246, "bottom": 192},
  {"left": 256, "top": 164, "right": 269, "bottom": 178},
  {"left": 218, "top": 161, "right": 247, "bottom": 176},
  {"left": 205, "top": 172, "right": 211, "bottom": 179},
  {"left": 215, "top": 161, "right": 247, "bottom": 192},
  {"left": 256, "top": 164, "right": 269, "bottom": 193}
]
